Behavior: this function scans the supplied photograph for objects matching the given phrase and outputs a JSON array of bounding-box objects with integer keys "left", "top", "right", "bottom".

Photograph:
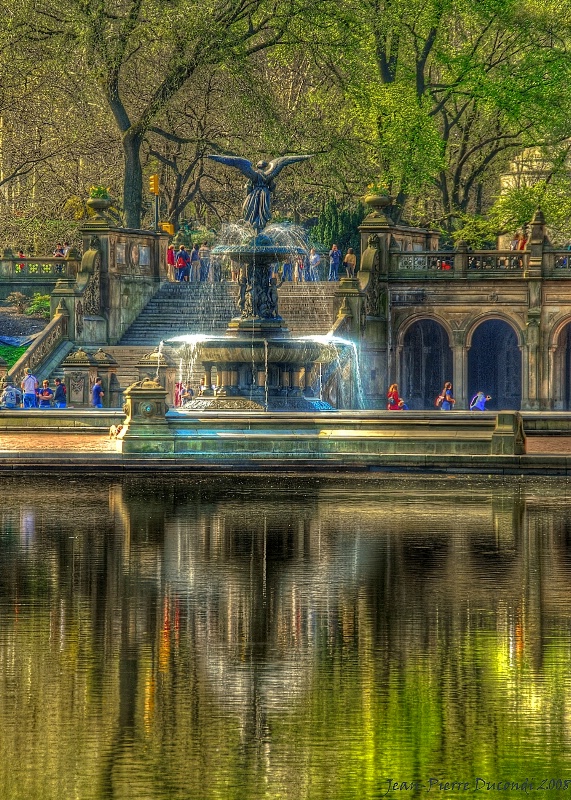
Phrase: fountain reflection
[{"left": 0, "top": 477, "right": 571, "bottom": 798}]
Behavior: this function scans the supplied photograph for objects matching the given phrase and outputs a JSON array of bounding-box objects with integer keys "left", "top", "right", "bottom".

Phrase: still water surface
[{"left": 1, "top": 475, "right": 571, "bottom": 799}]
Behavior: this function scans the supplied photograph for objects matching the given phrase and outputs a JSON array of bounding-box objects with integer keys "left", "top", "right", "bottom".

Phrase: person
[
  {"left": 175, "top": 245, "right": 191, "bottom": 282},
  {"left": 282, "top": 259, "right": 293, "bottom": 282},
  {"left": 308, "top": 248, "right": 321, "bottom": 281},
  {"left": 190, "top": 243, "right": 201, "bottom": 282},
  {"left": 21, "top": 368, "right": 38, "bottom": 409},
  {"left": 37, "top": 380, "right": 54, "bottom": 408},
  {"left": 199, "top": 241, "right": 211, "bottom": 282},
  {"left": 328, "top": 244, "right": 342, "bottom": 281},
  {"left": 387, "top": 383, "right": 408, "bottom": 410},
  {"left": 293, "top": 256, "right": 304, "bottom": 284},
  {"left": 437, "top": 381, "right": 455, "bottom": 410},
  {"left": 180, "top": 384, "right": 194, "bottom": 404},
  {"left": 53, "top": 243, "right": 65, "bottom": 257},
  {"left": 63, "top": 241, "right": 71, "bottom": 256},
  {"left": 53, "top": 377, "right": 67, "bottom": 408},
  {"left": 343, "top": 247, "right": 357, "bottom": 278},
  {"left": 166, "top": 244, "right": 176, "bottom": 281},
  {"left": 470, "top": 391, "right": 491, "bottom": 411},
  {"left": 1, "top": 381, "right": 21, "bottom": 408},
  {"left": 92, "top": 377, "right": 104, "bottom": 408}
]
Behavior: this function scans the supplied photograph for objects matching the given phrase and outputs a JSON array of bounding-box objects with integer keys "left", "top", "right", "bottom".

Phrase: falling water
[
  {"left": 155, "top": 340, "right": 164, "bottom": 382},
  {"left": 296, "top": 334, "right": 365, "bottom": 409}
]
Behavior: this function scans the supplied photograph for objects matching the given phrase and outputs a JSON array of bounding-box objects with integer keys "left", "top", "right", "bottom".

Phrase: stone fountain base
[{"left": 183, "top": 395, "right": 333, "bottom": 412}]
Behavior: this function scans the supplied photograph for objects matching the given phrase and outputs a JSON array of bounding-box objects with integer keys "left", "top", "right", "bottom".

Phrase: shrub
[
  {"left": 5, "top": 291, "right": 30, "bottom": 313},
  {"left": 25, "top": 293, "right": 51, "bottom": 319},
  {"left": 0, "top": 344, "right": 28, "bottom": 367}
]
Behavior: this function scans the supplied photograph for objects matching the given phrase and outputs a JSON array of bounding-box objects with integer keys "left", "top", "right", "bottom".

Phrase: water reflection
[{"left": 1, "top": 476, "right": 571, "bottom": 799}]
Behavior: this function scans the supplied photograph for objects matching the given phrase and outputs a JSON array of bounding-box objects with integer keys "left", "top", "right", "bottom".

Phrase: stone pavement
[{"left": 0, "top": 431, "right": 116, "bottom": 452}]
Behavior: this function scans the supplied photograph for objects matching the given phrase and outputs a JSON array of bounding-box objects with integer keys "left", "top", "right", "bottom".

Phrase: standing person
[
  {"left": 343, "top": 247, "right": 357, "bottom": 278},
  {"left": 38, "top": 380, "right": 54, "bottom": 408},
  {"left": 328, "top": 244, "right": 342, "bottom": 281},
  {"left": 92, "top": 377, "right": 104, "bottom": 409},
  {"left": 309, "top": 248, "right": 321, "bottom": 281},
  {"left": 1, "top": 381, "right": 22, "bottom": 408},
  {"left": 21, "top": 368, "right": 38, "bottom": 409},
  {"left": 470, "top": 391, "right": 491, "bottom": 411},
  {"left": 53, "top": 377, "right": 67, "bottom": 408},
  {"left": 190, "top": 243, "right": 201, "bottom": 282},
  {"left": 437, "top": 381, "right": 455, "bottom": 410},
  {"left": 293, "top": 256, "right": 304, "bottom": 284},
  {"left": 175, "top": 245, "right": 191, "bottom": 282},
  {"left": 166, "top": 244, "right": 176, "bottom": 281},
  {"left": 53, "top": 243, "right": 65, "bottom": 257},
  {"left": 282, "top": 259, "right": 293, "bottom": 282},
  {"left": 199, "top": 241, "right": 211, "bottom": 282},
  {"left": 387, "top": 383, "right": 407, "bottom": 410}
]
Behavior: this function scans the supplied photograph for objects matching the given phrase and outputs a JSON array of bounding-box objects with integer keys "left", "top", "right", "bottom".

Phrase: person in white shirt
[{"left": 21, "top": 369, "right": 38, "bottom": 408}]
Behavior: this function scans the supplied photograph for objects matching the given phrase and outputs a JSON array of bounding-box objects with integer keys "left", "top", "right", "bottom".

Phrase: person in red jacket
[{"left": 387, "top": 383, "right": 408, "bottom": 410}]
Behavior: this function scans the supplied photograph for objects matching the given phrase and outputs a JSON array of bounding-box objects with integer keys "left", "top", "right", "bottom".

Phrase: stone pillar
[
  {"left": 201, "top": 362, "right": 214, "bottom": 396},
  {"left": 452, "top": 331, "right": 468, "bottom": 409},
  {"left": 120, "top": 379, "right": 174, "bottom": 454},
  {"left": 61, "top": 348, "right": 97, "bottom": 407},
  {"left": 454, "top": 241, "right": 468, "bottom": 277},
  {"left": 520, "top": 345, "right": 530, "bottom": 410},
  {"left": 523, "top": 318, "right": 540, "bottom": 411}
]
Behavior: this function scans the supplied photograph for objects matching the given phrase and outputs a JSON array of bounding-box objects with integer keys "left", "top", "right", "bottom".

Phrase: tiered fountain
[{"left": 170, "top": 153, "right": 347, "bottom": 411}]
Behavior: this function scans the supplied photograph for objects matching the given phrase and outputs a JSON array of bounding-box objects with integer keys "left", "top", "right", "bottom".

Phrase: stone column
[
  {"left": 523, "top": 318, "right": 540, "bottom": 410},
  {"left": 520, "top": 345, "right": 530, "bottom": 410},
  {"left": 201, "top": 362, "right": 214, "bottom": 396},
  {"left": 452, "top": 331, "right": 468, "bottom": 409}
]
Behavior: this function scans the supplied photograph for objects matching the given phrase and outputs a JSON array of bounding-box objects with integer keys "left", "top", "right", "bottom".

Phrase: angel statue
[{"left": 208, "top": 154, "right": 313, "bottom": 233}]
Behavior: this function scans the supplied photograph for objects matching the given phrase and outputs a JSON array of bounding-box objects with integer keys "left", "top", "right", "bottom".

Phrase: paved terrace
[{"left": 1, "top": 409, "right": 571, "bottom": 474}]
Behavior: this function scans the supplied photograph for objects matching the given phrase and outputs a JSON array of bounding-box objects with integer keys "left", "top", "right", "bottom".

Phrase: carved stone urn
[{"left": 86, "top": 197, "right": 112, "bottom": 219}]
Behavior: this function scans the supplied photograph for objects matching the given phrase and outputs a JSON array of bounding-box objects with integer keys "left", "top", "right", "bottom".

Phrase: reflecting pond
[{"left": 1, "top": 474, "right": 571, "bottom": 799}]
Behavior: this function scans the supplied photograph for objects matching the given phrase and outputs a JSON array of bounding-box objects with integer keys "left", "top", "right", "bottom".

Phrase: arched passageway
[
  {"left": 401, "top": 320, "right": 453, "bottom": 409},
  {"left": 552, "top": 321, "right": 571, "bottom": 409},
  {"left": 468, "top": 320, "right": 521, "bottom": 409}
]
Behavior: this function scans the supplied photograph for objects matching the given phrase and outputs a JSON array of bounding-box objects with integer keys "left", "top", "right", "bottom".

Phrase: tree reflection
[{"left": 0, "top": 477, "right": 571, "bottom": 799}]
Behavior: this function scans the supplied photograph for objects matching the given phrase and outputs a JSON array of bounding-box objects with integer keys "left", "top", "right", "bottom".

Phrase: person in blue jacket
[{"left": 470, "top": 391, "right": 491, "bottom": 411}]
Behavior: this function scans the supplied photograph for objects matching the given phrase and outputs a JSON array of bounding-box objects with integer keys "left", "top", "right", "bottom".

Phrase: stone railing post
[
  {"left": 119, "top": 379, "right": 174, "bottom": 454},
  {"left": 491, "top": 411, "right": 526, "bottom": 455}
]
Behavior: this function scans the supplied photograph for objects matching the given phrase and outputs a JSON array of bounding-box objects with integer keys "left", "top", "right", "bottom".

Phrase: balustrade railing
[
  {"left": 7, "top": 311, "right": 69, "bottom": 386},
  {"left": 0, "top": 257, "right": 77, "bottom": 278},
  {"left": 397, "top": 252, "right": 455, "bottom": 271},
  {"left": 394, "top": 249, "right": 528, "bottom": 275}
]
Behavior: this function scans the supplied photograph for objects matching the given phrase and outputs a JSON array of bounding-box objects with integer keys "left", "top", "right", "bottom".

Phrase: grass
[{"left": 0, "top": 344, "right": 28, "bottom": 367}]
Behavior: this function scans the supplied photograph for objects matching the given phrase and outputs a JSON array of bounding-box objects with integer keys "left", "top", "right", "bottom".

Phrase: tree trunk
[{"left": 123, "top": 130, "right": 143, "bottom": 229}]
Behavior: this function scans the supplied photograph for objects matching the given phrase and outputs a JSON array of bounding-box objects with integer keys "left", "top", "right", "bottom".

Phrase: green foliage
[
  {"left": 6, "top": 292, "right": 30, "bottom": 313},
  {"left": 311, "top": 199, "right": 366, "bottom": 256},
  {"left": 450, "top": 215, "right": 498, "bottom": 248},
  {"left": 25, "top": 294, "right": 51, "bottom": 319},
  {"left": 0, "top": 345, "right": 28, "bottom": 367},
  {"left": 88, "top": 185, "right": 111, "bottom": 199},
  {"left": 489, "top": 179, "right": 571, "bottom": 245}
]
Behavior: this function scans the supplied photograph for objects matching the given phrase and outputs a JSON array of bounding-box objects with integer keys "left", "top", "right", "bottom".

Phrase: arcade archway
[
  {"left": 401, "top": 319, "right": 452, "bottom": 409},
  {"left": 468, "top": 319, "right": 521, "bottom": 409},
  {"left": 552, "top": 321, "right": 571, "bottom": 409}
]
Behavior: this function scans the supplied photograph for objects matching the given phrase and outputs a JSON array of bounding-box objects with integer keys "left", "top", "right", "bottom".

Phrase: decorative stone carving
[{"left": 82, "top": 250, "right": 102, "bottom": 315}]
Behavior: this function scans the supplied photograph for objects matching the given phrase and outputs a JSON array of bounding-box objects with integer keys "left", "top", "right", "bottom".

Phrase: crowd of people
[
  {"left": 166, "top": 242, "right": 359, "bottom": 283},
  {"left": 0, "top": 370, "right": 106, "bottom": 409}
]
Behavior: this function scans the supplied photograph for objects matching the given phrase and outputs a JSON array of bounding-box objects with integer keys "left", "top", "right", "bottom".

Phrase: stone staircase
[
  {"left": 49, "top": 281, "right": 339, "bottom": 396},
  {"left": 119, "top": 281, "right": 337, "bottom": 345}
]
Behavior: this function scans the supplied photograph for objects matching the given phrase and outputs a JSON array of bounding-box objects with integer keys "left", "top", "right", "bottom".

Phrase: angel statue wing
[
  {"left": 264, "top": 154, "right": 314, "bottom": 181},
  {"left": 207, "top": 154, "right": 260, "bottom": 182}
]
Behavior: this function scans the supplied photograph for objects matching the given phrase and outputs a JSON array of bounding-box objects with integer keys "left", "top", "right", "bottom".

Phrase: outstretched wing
[
  {"left": 207, "top": 154, "right": 259, "bottom": 182},
  {"left": 264, "top": 154, "right": 313, "bottom": 180}
]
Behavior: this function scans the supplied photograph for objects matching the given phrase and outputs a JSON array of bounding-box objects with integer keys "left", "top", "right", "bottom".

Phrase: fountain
[{"left": 168, "top": 153, "right": 351, "bottom": 411}]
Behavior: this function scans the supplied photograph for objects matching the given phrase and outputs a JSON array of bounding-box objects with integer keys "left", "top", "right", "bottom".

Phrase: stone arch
[
  {"left": 465, "top": 312, "right": 524, "bottom": 349},
  {"left": 399, "top": 316, "right": 453, "bottom": 409},
  {"left": 548, "top": 315, "right": 571, "bottom": 410},
  {"left": 467, "top": 317, "right": 522, "bottom": 410},
  {"left": 396, "top": 313, "right": 455, "bottom": 349}
]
